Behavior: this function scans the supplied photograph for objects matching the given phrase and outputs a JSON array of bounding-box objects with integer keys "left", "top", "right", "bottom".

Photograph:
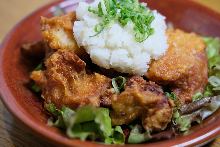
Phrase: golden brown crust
[
  {"left": 146, "top": 29, "right": 208, "bottom": 104},
  {"left": 111, "top": 76, "right": 173, "bottom": 132},
  {"left": 31, "top": 50, "right": 110, "bottom": 109},
  {"left": 41, "top": 12, "right": 84, "bottom": 56},
  {"left": 30, "top": 70, "right": 46, "bottom": 88},
  {"left": 172, "top": 52, "right": 208, "bottom": 103}
]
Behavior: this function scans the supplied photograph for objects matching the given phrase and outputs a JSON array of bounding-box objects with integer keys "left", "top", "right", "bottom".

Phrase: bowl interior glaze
[{"left": 1, "top": 0, "right": 220, "bottom": 146}]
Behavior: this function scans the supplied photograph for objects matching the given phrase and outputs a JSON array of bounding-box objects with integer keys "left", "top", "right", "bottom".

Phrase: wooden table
[{"left": 0, "top": 0, "right": 220, "bottom": 146}]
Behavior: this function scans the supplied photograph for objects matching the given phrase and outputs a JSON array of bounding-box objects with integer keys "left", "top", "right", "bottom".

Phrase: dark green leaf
[
  {"left": 31, "top": 84, "right": 41, "bottom": 93},
  {"left": 105, "top": 126, "right": 125, "bottom": 144},
  {"left": 67, "top": 122, "right": 99, "bottom": 140},
  {"left": 112, "top": 76, "right": 126, "bottom": 94},
  {"left": 34, "top": 63, "right": 43, "bottom": 71}
]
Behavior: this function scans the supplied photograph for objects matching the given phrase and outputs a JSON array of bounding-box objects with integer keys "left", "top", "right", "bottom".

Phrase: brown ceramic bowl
[{"left": 1, "top": 0, "right": 220, "bottom": 146}]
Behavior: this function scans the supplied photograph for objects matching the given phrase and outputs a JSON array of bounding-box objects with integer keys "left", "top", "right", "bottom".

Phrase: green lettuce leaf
[
  {"left": 172, "top": 110, "right": 192, "bottom": 132},
  {"left": 45, "top": 103, "right": 62, "bottom": 117},
  {"left": 31, "top": 84, "right": 41, "bottom": 93},
  {"left": 204, "top": 37, "right": 220, "bottom": 60},
  {"left": 192, "top": 92, "right": 203, "bottom": 102},
  {"left": 105, "top": 126, "right": 125, "bottom": 144},
  {"left": 128, "top": 125, "right": 151, "bottom": 144},
  {"left": 45, "top": 104, "right": 125, "bottom": 144},
  {"left": 45, "top": 103, "right": 65, "bottom": 128}
]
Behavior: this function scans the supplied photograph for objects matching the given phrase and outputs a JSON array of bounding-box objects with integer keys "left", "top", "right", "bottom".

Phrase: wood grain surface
[{"left": 0, "top": 0, "right": 220, "bottom": 147}]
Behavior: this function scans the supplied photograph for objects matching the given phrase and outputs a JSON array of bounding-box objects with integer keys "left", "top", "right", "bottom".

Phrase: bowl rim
[{"left": 1, "top": 0, "right": 220, "bottom": 146}]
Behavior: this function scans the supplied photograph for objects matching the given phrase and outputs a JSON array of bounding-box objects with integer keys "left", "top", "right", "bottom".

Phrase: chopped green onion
[
  {"left": 112, "top": 76, "right": 126, "bottom": 94},
  {"left": 88, "top": 0, "right": 155, "bottom": 42}
]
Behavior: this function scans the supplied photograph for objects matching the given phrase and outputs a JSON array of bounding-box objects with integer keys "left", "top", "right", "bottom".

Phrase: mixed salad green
[{"left": 46, "top": 104, "right": 125, "bottom": 144}]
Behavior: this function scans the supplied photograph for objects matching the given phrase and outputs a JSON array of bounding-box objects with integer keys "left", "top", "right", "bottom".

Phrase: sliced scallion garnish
[{"left": 88, "top": 0, "right": 155, "bottom": 42}]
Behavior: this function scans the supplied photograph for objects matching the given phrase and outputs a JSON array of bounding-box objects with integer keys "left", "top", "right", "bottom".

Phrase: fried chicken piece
[
  {"left": 111, "top": 76, "right": 172, "bottom": 132},
  {"left": 172, "top": 51, "right": 208, "bottom": 104},
  {"left": 100, "top": 88, "right": 115, "bottom": 108},
  {"left": 41, "top": 12, "right": 83, "bottom": 56},
  {"left": 146, "top": 29, "right": 208, "bottom": 104},
  {"left": 31, "top": 50, "right": 110, "bottom": 109}
]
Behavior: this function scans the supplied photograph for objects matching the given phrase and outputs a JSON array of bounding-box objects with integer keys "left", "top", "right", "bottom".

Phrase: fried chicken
[
  {"left": 31, "top": 50, "right": 110, "bottom": 109},
  {"left": 111, "top": 76, "right": 172, "bottom": 132},
  {"left": 30, "top": 70, "right": 46, "bottom": 88},
  {"left": 41, "top": 12, "right": 84, "bottom": 56},
  {"left": 146, "top": 29, "right": 208, "bottom": 104}
]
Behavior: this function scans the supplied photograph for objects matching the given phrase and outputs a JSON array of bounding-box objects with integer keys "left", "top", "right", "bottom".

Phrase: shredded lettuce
[{"left": 45, "top": 104, "right": 125, "bottom": 144}]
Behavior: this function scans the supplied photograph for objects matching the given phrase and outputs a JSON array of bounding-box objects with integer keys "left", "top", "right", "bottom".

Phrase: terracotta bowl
[{"left": 1, "top": 0, "right": 220, "bottom": 146}]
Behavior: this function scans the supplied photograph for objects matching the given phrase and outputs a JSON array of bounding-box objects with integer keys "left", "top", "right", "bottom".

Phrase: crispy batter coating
[
  {"left": 111, "top": 76, "right": 172, "bottom": 131},
  {"left": 146, "top": 29, "right": 208, "bottom": 104},
  {"left": 30, "top": 70, "right": 46, "bottom": 88},
  {"left": 31, "top": 50, "right": 110, "bottom": 109},
  {"left": 41, "top": 12, "right": 84, "bottom": 56},
  {"left": 172, "top": 51, "right": 208, "bottom": 104}
]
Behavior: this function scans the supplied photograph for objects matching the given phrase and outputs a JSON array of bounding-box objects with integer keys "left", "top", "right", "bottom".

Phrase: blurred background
[
  {"left": 0, "top": 0, "right": 220, "bottom": 41},
  {"left": 0, "top": 0, "right": 220, "bottom": 147}
]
